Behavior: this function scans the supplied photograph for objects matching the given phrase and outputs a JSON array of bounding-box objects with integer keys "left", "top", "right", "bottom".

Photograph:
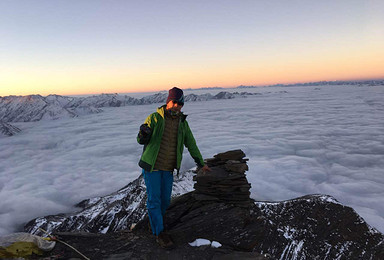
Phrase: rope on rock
[{"left": 39, "top": 228, "right": 90, "bottom": 260}]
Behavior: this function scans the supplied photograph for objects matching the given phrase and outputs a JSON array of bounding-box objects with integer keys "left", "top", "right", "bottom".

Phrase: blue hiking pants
[{"left": 142, "top": 169, "right": 174, "bottom": 236}]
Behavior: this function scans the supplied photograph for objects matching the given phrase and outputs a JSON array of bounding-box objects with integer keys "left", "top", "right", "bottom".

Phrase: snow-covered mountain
[
  {"left": 0, "top": 95, "right": 80, "bottom": 122},
  {"left": 236, "top": 79, "right": 384, "bottom": 88},
  {"left": 25, "top": 170, "right": 195, "bottom": 235},
  {"left": 0, "top": 91, "right": 255, "bottom": 123},
  {"left": 0, "top": 121, "right": 21, "bottom": 136}
]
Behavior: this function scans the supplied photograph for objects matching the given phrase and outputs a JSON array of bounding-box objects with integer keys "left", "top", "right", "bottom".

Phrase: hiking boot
[{"left": 156, "top": 232, "right": 174, "bottom": 249}]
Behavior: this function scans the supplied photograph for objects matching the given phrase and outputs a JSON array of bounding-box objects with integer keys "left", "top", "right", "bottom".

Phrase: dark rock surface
[
  {"left": 39, "top": 230, "right": 267, "bottom": 260},
  {"left": 25, "top": 150, "right": 384, "bottom": 259},
  {"left": 150, "top": 193, "right": 383, "bottom": 259},
  {"left": 253, "top": 195, "right": 384, "bottom": 259}
]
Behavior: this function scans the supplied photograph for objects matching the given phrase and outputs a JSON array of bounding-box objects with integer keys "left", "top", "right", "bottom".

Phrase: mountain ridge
[
  {"left": 236, "top": 79, "right": 384, "bottom": 88},
  {"left": 0, "top": 91, "right": 255, "bottom": 124}
]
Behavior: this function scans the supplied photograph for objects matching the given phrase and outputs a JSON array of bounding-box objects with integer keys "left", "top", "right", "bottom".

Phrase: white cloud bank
[{"left": 0, "top": 85, "right": 383, "bottom": 235}]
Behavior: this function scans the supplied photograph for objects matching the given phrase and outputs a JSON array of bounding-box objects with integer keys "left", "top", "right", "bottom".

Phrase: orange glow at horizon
[{"left": 1, "top": 47, "right": 383, "bottom": 97}]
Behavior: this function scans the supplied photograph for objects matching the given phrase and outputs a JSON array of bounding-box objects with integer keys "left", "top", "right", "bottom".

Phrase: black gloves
[
  {"left": 140, "top": 124, "right": 152, "bottom": 137},
  {"left": 137, "top": 124, "right": 152, "bottom": 144}
]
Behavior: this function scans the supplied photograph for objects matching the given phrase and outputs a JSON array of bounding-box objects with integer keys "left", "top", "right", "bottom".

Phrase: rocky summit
[
  {"left": 193, "top": 149, "right": 252, "bottom": 207},
  {"left": 24, "top": 150, "right": 383, "bottom": 259}
]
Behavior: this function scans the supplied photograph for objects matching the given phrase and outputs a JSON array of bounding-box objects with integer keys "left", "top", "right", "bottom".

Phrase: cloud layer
[{"left": 0, "top": 85, "right": 383, "bottom": 235}]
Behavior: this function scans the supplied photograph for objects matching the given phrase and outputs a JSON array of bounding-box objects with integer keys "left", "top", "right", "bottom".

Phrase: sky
[
  {"left": 0, "top": 0, "right": 384, "bottom": 96},
  {"left": 0, "top": 85, "right": 383, "bottom": 236}
]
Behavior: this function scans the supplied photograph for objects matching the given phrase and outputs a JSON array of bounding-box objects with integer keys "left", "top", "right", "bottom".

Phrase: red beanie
[{"left": 166, "top": 87, "right": 184, "bottom": 105}]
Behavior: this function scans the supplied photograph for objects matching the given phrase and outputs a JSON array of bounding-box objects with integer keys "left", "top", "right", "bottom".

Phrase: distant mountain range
[
  {"left": 0, "top": 91, "right": 255, "bottom": 125},
  {"left": 182, "top": 87, "right": 224, "bottom": 90},
  {"left": 1, "top": 79, "right": 382, "bottom": 136},
  {"left": 236, "top": 79, "right": 384, "bottom": 88}
]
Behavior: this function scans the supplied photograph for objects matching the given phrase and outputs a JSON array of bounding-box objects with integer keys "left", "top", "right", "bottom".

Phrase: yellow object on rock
[{"left": 0, "top": 232, "right": 56, "bottom": 258}]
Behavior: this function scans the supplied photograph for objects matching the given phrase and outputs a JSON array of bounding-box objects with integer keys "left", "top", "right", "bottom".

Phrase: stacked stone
[{"left": 193, "top": 149, "right": 252, "bottom": 207}]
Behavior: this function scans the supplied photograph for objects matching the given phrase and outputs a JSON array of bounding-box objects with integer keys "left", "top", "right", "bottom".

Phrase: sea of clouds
[{"left": 0, "top": 85, "right": 383, "bottom": 235}]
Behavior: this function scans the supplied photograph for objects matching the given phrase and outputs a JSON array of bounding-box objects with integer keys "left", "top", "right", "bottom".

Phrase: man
[{"left": 137, "top": 87, "right": 210, "bottom": 248}]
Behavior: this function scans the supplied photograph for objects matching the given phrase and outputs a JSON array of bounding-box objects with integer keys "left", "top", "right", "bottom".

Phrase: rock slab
[{"left": 193, "top": 150, "right": 252, "bottom": 207}]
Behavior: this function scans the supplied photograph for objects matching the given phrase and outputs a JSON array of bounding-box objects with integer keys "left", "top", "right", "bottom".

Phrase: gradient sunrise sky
[{"left": 1, "top": 0, "right": 383, "bottom": 96}]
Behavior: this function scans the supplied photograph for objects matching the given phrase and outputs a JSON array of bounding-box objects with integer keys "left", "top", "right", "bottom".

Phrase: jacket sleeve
[
  {"left": 137, "top": 114, "right": 153, "bottom": 145},
  {"left": 183, "top": 121, "right": 205, "bottom": 167}
]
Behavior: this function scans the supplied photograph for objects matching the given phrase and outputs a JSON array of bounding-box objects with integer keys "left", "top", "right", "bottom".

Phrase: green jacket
[{"left": 137, "top": 105, "right": 205, "bottom": 172}]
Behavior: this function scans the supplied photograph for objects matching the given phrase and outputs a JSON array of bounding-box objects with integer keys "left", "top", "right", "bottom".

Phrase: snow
[
  {"left": 188, "top": 238, "right": 221, "bottom": 248},
  {"left": 211, "top": 241, "right": 222, "bottom": 248},
  {"left": 189, "top": 238, "right": 211, "bottom": 247},
  {"left": 279, "top": 226, "right": 297, "bottom": 240},
  {"left": 279, "top": 240, "right": 304, "bottom": 260},
  {"left": 0, "top": 85, "right": 384, "bottom": 236}
]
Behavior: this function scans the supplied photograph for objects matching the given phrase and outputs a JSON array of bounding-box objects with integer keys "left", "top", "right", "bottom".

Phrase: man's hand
[
  {"left": 140, "top": 124, "right": 152, "bottom": 136},
  {"left": 137, "top": 124, "right": 152, "bottom": 145},
  {"left": 201, "top": 164, "right": 211, "bottom": 172}
]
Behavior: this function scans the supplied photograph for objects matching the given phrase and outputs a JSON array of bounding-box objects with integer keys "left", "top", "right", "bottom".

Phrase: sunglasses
[{"left": 172, "top": 100, "right": 184, "bottom": 106}]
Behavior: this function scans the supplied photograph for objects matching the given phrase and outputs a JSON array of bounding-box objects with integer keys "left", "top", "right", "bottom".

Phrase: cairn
[{"left": 193, "top": 149, "right": 252, "bottom": 207}]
